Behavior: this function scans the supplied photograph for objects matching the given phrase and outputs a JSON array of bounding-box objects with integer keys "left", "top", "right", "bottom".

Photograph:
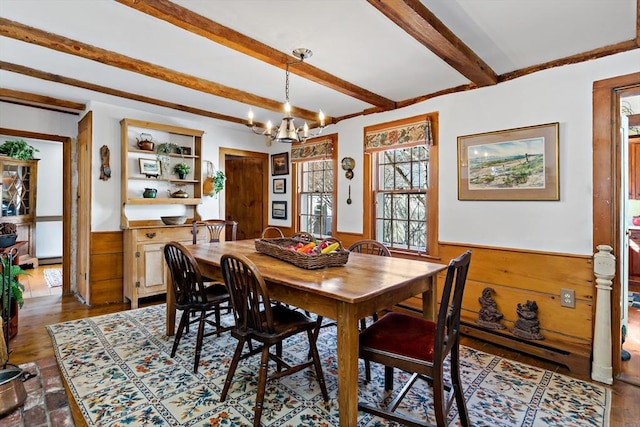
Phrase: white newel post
[{"left": 591, "top": 244, "right": 616, "bottom": 384}]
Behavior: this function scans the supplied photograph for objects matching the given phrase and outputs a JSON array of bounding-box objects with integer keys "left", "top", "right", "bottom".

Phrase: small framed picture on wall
[
  {"left": 271, "top": 152, "right": 289, "bottom": 176},
  {"left": 272, "top": 201, "right": 287, "bottom": 220},
  {"left": 273, "top": 178, "right": 286, "bottom": 194}
]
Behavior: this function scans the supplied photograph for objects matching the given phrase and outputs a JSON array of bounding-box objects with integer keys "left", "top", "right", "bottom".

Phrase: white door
[{"left": 621, "top": 114, "right": 630, "bottom": 332}]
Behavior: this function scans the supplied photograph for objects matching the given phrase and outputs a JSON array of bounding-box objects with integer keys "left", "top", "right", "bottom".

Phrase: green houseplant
[
  {"left": 212, "top": 170, "right": 226, "bottom": 195},
  {"left": 172, "top": 162, "right": 190, "bottom": 178},
  {"left": 0, "top": 139, "right": 39, "bottom": 160},
  {"left": 1, "top": 259, "right": 27, "bottom": 311},
  {"left": 1, "top": 256, "right": 28, "bottom": 340}
]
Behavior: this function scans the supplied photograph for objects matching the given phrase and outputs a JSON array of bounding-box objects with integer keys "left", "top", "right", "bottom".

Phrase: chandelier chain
[{"left": 285, "top": 63, "right": 290, "bottom": 103}]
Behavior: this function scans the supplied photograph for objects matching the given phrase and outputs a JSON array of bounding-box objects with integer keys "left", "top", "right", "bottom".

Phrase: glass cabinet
[{"left": 1, "top": 156, "right": 38, "bottom": 266}]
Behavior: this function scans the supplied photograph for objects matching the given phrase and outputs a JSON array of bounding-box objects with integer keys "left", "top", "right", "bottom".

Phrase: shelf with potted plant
[
  {"left": 120, "top": 118, "right": 206, "bottom": 309},
  {"left": 120, "top": 118, "right": 203, "bottom": 216}
]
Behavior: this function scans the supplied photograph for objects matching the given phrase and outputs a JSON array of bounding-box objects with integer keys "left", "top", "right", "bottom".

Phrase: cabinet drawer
[{"left": 135, "top": 226, "right": 194, "bottom": 243}]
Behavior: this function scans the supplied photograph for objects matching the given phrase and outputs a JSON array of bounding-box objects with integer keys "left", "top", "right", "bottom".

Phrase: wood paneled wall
[{"left": 89, "top": 231, "right": 123, "bottom": 305}]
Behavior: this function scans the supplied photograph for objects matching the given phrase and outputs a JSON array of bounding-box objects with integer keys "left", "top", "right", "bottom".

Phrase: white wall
[
  {"left": 0, "top": 104, "right": 75, "bottom": 259},
  {"left": 330, "top": 49, "right": 640, "bottom": 255},
  {"left": 32, "top": 140, "right": 63, "bottom": 258}
]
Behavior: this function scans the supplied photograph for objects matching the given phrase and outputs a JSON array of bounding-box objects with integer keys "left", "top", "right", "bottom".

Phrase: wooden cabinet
[
  {"left": 629, "top": 138, "right": 640, "bottom": 200},
  {"left": 630, "top": 229, "right": 640, "bottom": 291},
  {"left": 123, "top": 226, "right": 196, "bottom": 308},
  {"left": 120, "top": 119, "right": 205, "bottom": 308},
  {"left": 1, "top": 156, "right": 38, "bottom": 267}
]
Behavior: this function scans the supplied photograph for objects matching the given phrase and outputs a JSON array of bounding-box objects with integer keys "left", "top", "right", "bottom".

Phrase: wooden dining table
[{"left": 166, "top": 239, "right": 447, "bottom": 427}]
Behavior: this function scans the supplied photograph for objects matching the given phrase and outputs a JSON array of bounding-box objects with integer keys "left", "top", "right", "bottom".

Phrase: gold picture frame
[{"left": 457, "top": 122, "right": 559, "bottom": 201}]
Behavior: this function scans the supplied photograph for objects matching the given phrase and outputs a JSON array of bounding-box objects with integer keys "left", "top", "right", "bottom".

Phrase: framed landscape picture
[
  {"left": 271, "top": 152, "right": 289, "bottom": 176},
  {"left": 139, "top": 158, "right": 161, "bottom": 177},
  {"left": 273, "top": 178, "right": 286, "bottom": 194},
  {"left": 272, "top": 201, "right": 287, "bottom": 220},
  {"left": 457, "top": 122, "right": 559, "bottom": 201}
]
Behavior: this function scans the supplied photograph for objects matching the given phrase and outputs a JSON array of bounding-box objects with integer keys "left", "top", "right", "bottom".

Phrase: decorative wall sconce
[{"left": 341, "top": 157, "right": 355, "bottom": 179}]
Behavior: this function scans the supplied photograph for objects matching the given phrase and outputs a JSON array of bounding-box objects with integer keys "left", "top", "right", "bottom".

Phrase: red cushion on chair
[{"left": 359, "top": 312, "right": 437, "bottom": 362}]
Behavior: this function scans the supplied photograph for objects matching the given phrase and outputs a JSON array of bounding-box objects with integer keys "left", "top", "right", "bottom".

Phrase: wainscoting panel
[{"left": 89, "top": 231, "right": 123, "bottom": 305}]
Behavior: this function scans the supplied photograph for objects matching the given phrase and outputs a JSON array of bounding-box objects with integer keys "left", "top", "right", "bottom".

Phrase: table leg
[
  {"left": 166, "top": 279, "right": 175, "bottom": 336},
  {"left": 336, "top": 302, "right": 359, "bottom": 426},
  {"left": 422, "top": 276, "right": 437, "bottom": 321}
]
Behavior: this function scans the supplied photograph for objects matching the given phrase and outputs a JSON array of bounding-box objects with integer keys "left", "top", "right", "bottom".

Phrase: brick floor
[{"left": 0, "top": 358, "right": 74, "bottom": 427}]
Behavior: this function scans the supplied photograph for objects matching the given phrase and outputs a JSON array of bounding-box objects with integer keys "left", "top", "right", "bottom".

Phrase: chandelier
[{"left": 246, "top": 48, "right": 326, "bottom": 144}]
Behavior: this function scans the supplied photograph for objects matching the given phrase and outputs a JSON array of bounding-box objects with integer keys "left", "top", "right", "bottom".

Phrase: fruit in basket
[
  {"left": 322, "top": 242, "right": 340, "bottom": 254},
  {"left": 297, "top": 242, "right": 316, "bottom": 253}
]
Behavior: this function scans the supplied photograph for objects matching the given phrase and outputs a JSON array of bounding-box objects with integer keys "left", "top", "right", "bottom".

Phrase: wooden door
[
  {"left": 630, "top": 138, "right": 640, "bottom": 199},
  {"left": 222, "top": 149, "right": 268, "bottom": 240},
  {"left": 76, "top": 112, "right": 92, "bottom": 303}
]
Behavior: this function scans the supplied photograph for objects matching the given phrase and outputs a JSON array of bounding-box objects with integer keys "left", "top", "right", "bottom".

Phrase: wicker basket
[{"left": 254, "top": 228, "right": 349, "bottom": 270}]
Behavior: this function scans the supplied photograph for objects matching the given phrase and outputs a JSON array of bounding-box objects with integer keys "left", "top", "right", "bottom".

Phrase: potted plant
[
  {"left": 172, "top": 162, "right": 190, "bottom": 179},
  {"left": 203, "top": 161, "right": 226, "bottom": 197},
  {"left": 212, "top": 170, "right": 226, "bottom": 196},
  {"left": 0, "top": 139, "right": 38, "bottom": 160},
  {"left": 1, "top": 256, "right": 27, "bottom": 340}
]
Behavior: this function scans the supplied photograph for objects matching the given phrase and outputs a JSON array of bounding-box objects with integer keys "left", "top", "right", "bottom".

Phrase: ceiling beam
[
  {"left": 367, "top": 0, "right": 497, "bottom": 87},
  {"left": 115, "top": 0, "right": 396, "bottom": 111},
  {"left": 0, "top": 88, "right": 85, "bottom": 112},
  {"left": 0, "top": 61, "right": 252, "bottom": 125},
  {"left": 0, "top": 17, "right": 327, "bottom": 122}
]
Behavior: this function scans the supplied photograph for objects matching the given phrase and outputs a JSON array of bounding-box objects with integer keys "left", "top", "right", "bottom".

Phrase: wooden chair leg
[
  {"left": 221, "top": 338, "right": 246, "bottom": 401},
  {"left": 307, "top": 330, "right": 329, "bottom": 401},
  {"left": 432, "top": 370, "right": 447, "bottom": 426},
  {"left": 214, "top": 304, "right": 222, "bottom": 336},
  {"left": 171, "top": 310, "right": 190, "bottom": 357},
  {"left": 253, "top": 345, "right": 271, "bottom": 427},
  {"left": 452, "top": 346, "right": 470, "bottom": 426},
  {"left": 384, "top": 366, "right": 394, "bottom": 391},
  {"left": 193, "top": 311, "right": 207, "bottom": 373}
]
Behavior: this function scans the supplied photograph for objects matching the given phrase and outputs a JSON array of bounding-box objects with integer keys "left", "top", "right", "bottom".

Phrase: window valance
[
  {"left": 291, "top": 137, "right": 334, "bottom": 163},
  {"left": 364, "top": 116, "right": 433, "bottom": 153}
]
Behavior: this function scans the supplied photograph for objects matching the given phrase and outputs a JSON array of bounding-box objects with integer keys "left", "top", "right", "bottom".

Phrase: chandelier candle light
[{"left": 247, "top": 48, "right": 326, "bottom": 144}]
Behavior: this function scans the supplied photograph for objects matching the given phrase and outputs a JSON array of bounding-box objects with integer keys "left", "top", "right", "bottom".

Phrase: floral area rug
[
  {"left": 47, "top": 304, "right": 610, "bottom": 426},
  {"left": 43, "top": 267, "right": 62, "bottom": 288}
]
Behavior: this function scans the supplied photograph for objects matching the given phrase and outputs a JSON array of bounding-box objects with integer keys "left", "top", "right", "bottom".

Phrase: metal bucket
[{"left": 0, "top": 367, "right": 27, "bottom": 416}]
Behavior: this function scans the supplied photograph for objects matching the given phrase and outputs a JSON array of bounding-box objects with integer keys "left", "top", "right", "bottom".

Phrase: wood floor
[{"left": 8, "top": 269, "right": 640, "bottom": 426}]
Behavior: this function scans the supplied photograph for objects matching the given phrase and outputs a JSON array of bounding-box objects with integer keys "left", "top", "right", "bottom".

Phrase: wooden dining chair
[
  {"left": 220, "top": 253, "right": 329, "bottom": 427},
  {"left": 358, "top": 250, "right": 472, "bottom": 427},
  {"left": 348, "top": 239, "right": 392, "bottom": 381},
  {"left": 192, "top": 219, "right": 237, "bottom": 244},
  {"left": 163, "top": 242, "right": 231, "bottom": 373}
]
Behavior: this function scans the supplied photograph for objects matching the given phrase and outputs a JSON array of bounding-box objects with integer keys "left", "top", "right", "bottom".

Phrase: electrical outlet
[{"left": 560, "top": 288, "right": 575, "bottom": 308}]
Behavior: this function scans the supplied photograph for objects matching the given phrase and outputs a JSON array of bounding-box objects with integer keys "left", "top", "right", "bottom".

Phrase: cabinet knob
[{"left": 146, "top": 232, "right": 156, "bottom": 239}]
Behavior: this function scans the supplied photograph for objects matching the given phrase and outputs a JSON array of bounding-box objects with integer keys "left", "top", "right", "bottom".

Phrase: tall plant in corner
[{"left": 0, "top": 139, "right": 39, "bottom": 160}]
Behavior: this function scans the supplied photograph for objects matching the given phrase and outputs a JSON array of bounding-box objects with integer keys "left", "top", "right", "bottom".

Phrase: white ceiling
[{"left": 0, "top": 0, "right": 637, "bottom": 129}]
